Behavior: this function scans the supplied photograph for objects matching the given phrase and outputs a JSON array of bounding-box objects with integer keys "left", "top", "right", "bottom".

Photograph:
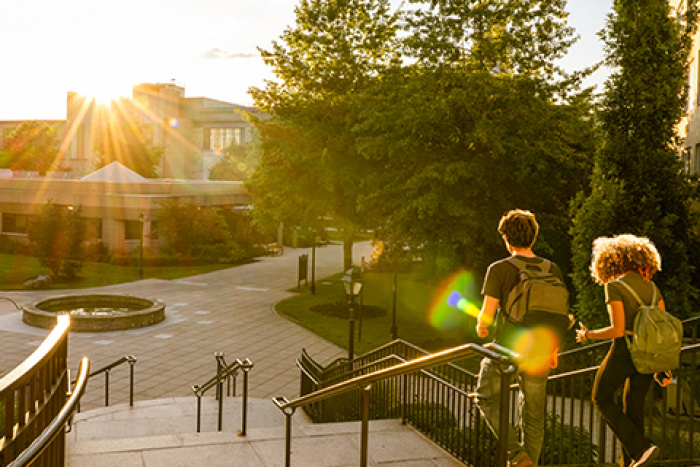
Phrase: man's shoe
[
  {"left": 632, "top": 444, "right": 659, "bottom": 467},
  {"left": 508, "top": 451, "right": 534, "bottom": 467}
]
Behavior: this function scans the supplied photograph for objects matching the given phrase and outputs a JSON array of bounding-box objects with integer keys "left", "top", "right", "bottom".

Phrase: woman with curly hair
[{"left": 576, "top": 234, "right": 663, "bottom": 467}]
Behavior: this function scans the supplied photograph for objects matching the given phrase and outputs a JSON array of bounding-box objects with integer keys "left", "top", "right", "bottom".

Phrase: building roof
[{"left": 80, "top": 161, "right": 147, "bottom": 183}]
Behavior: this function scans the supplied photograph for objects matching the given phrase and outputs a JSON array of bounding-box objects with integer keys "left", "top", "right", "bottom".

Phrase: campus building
[
  {"left": 674, "top": 0, "right": 700, "bottom": 175},
  {"left": 0, "top": 84, "right": 255, "bottom": 253},
  {"left": 0, "top": 82, "right": 257, "bottom": 180}
]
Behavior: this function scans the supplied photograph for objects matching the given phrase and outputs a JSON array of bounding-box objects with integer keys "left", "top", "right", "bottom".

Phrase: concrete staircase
[{"left": 66, "top": 397, "right": 464, "bottom": 466}]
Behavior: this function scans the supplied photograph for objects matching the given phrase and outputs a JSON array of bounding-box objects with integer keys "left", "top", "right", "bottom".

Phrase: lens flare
[
  {"left": 428, "top": 270, "right": 481, "bottom": 331},
  {"left": 509, "top": 326, "right": 560, "bottom": 376}
]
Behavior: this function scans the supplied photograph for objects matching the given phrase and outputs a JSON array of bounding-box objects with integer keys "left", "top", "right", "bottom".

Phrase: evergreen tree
[{"left": 571, "top": 0, "right": 699, "bottom": 326}]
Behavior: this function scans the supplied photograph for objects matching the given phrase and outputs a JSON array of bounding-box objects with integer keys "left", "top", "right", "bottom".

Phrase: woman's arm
[{"left": 577, "top": 300, "right": 626, "bottom": 342}]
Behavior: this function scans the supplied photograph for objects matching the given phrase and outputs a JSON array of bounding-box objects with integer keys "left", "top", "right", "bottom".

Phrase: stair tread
[{"left": 66, "top": 397, "right": 464, "bottom": 466}]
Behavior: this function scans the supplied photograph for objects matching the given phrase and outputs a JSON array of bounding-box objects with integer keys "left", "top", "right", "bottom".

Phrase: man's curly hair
[
  {"left": 590, "top": 234, "right": 662, "bottom": 285},
  {"left": 498, "top": 209, "right": 539, "bottom": 248}
]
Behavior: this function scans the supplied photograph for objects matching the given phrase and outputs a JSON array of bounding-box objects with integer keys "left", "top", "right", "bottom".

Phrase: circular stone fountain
[{"left": 22, "top": 294, "right": 166, "bottom": 332}]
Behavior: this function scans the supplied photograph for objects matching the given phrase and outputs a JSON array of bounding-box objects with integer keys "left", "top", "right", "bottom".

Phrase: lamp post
[
  {"left": 390, "top": 272, "right": 398, "bottom": 340},
  {"left": 138, "top": 213, "right": 145, "bottom": 279},
  {"left": 342, "top": 266, "right": 364, "bottom": 360}
]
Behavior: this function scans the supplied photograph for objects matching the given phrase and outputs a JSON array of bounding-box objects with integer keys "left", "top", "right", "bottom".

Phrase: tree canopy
[
  {"left": 248, "top": 0, "right": 598, "bottom": 280},
  {"left": 92, "top": 121, "right": 163, "bottom": 178},
  {"left": 571, "top": 0, "right": 700, "bottom": 325},
  {"left": 247, "top": 0, "right": 402, "bottom": 269},
  {"left": 0, "top": 121, "right": 61, "bottom": 174}
]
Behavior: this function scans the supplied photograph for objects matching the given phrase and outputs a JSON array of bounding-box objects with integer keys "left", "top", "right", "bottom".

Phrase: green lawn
[
  {"left": 278, "top": 270, "right": 483, "bottom": 356},
  {"left": 0, "top": 254, "right": 238, "bottom": 290}
]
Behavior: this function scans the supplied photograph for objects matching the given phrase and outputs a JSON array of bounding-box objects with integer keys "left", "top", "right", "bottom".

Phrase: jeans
[
  {"left": 592, "top": 338, "right": 653, "bottom": 465},
  {"left": 474, "top": 357, "right": 549, "bottom": 465}
]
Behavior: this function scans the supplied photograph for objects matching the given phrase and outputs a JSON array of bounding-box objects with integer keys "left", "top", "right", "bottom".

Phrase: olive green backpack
[{"left": 616, "top": 280, "right": 683, "bottom": 374}]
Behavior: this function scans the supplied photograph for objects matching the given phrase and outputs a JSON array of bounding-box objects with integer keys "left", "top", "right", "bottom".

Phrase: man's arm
[{"left": 476, "top": 295, "right": 499, "bottom": 338}]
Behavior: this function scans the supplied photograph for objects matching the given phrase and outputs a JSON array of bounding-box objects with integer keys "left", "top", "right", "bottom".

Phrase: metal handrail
[
  {"left": 192, "top": 355, "right": 253, "bottom": 435},
  {"left": 73, "top": 355, "right": 137, "bottom": 408},
  {"left": 277, "top": 342, "right": 512, "bottom": 411},
  {"left": 274, "top": 342, "right": 518, "bottom": 467},
  {"left": 8, "top": 357, "right": 90, "bottom": 467}
]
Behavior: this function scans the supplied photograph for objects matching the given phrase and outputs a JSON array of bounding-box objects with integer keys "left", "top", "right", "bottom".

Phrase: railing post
[
  {"left": 495, "top": 363, "right": 514, "bottom": 467},
  {"left": 215, "top": 352, "right": 224, "bottom": 401},
  {"left": 217, "top": 375, "right": 224, "bottom": 432},
  {"left": 104, "top": 369, "right": 110, "bottom": 407},
  {"left": 272, "top": 398, "right": 295, "bottom": 467},
  {"left": 360, "top": 385, "right": 371, "bottom": 467},
  {"left": 238, "top": 359, "right": 253, "bottom": 437},
  {"left": 194, "top": 388, "right": 202, "bottom": 433},
  {"left": 127, "top": 356, "right": 136, "bottom": 407}
]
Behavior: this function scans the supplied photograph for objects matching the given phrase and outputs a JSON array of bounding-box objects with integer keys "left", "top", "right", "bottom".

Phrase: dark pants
[{"left": 592, "top": 338, "right": 653, "bottom": 465}]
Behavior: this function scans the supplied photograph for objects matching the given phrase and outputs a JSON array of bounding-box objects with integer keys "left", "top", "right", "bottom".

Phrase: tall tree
[
  {"left": 208, "top": 142, "right": 259, "bottom": 181},
  {"left": 354, "top": 0, "right": 596, "bottom": 280},
  {"left": 356, "top": 67, "right": 598, "bottom": 280},
  {"left": 0, "top": 120, "right": 61, "bottom": 174},
  {"left": 570, "top": 0, "right": 699, "bottom": 326},
  {"left": 402, "top": 0, "right": 580, "bottom": 82},
  {"left": 247, "top": 0, "right": 401, "bottom": 269},
  {"left": 92, "top": 121, "right": 163, "bottom": 178}
]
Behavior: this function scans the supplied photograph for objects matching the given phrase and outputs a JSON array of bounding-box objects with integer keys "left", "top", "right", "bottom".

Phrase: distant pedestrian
[{"left": 576, "top": 234, "right": 663, "bottom": 467}]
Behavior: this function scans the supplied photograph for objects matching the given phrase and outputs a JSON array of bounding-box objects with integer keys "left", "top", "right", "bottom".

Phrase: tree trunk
[{"left": 343, "top": 227, "right": 354, "bottom": 271}]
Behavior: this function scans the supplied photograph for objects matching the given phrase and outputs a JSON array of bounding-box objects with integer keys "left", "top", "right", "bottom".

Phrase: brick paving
[{"left": 0, "top": 241, "right": 373, "bottom": 411}]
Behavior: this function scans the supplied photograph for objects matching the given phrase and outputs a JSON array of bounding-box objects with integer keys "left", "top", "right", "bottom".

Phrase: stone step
[{"left": 66, "top": 397, "right": 464, "bottom": 466}]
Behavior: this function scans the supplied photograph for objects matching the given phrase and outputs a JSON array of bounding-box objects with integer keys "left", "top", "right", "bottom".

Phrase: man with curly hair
[{"left": 474, "top": 209, "right": 570, "bottom": 467}]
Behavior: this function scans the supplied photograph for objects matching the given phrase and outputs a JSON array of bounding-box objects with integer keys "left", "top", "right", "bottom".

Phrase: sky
[{"left": 0, "top": 0, "right": 613, "bottom": 121}]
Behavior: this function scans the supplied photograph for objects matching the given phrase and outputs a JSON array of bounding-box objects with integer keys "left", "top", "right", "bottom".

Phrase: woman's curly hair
[
  {"left": 590, "top": 234, "right": 662, "bottom": 285},
  {"left": 498, "top": 209, "right": 539, "bottom": 248}
]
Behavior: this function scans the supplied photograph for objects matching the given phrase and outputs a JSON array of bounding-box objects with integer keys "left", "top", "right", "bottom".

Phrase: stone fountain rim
[{"left": 22, "top": 293, "right": 166, "bottom": 332}]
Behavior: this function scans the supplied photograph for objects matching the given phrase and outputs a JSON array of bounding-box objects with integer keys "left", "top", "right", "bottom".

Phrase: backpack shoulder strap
[
  {"left": 614, "top": 278, "right": 650, "bottom": 306},
  {"left": 506, "top": 256, "right": 550, "bottom": 273}
]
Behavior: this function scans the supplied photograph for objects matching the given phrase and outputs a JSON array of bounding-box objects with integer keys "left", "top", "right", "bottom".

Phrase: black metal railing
[
  {"left": 191, "top": 354, "right": 253, "bottom": 435},
  {"left": 75, "top": 355, "right": 137, "bottom": 409},
  {"left": 275, "top": 342, "right": 517, "bottom": 467},
  {"left": 8, "top": 357, "right": 90, "bottom": 467},
  {"left": 298, "top": 328, "right": 700, "bottom": 467},
  {"left": 0, "top": 316, "right": 89, "bottom": 467}
]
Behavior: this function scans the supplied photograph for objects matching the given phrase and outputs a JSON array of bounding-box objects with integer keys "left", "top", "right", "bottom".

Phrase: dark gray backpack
[{"left": 503, "top": 257, "right": 570, "bottom": 327}]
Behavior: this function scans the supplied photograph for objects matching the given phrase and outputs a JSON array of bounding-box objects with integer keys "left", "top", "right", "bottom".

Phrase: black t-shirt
[
  {"left": 482, "top": 255, "right": 565, "bottom": 303},
  {"left": 481, "top": 254, "right": 569, "bottom": 356}
]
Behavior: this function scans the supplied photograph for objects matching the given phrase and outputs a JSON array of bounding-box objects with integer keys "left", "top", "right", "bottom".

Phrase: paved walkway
[{"left": 0, "top": 241, "right": 374, "bottom": 411}]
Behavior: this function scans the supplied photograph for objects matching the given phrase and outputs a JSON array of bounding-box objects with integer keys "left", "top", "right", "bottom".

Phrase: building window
[
  {"left": 682, "top": 147, "right": 692, "bottom": 173},
  {"left": 695, "top": 144, "right": 700, "bottom": 175},
  {"left": 2, "top": 214, "right": 29, "bottom": 234},
  {"left": 690, "top": 61, "right": 696, "bottom": 112},
  {"left": 205, "top": 128, "right": 245, "bottom": 152},
  {"left": 125, "top": 220, "right": 143, "bottom": 240}
]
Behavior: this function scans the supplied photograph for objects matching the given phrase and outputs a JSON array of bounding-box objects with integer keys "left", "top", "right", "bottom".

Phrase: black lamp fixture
[{"left": 342, "top": 266, "right": 364, "bottom": 360}]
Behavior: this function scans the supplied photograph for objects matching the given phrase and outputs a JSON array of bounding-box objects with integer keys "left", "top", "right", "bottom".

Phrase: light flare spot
[
  {"left": 428, "top": 269, "right": 480, "bottom": 330},
  {"left": 510, "top": 326, "right": 560, "bottom": 376}
]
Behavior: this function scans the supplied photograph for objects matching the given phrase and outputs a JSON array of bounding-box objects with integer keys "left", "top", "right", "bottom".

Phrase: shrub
[
  {"left": 110, "top": 253, "right": 131, "bottom": 266},
  {"left": 541, "top": 412, "right": 597, "bottom": 465}
]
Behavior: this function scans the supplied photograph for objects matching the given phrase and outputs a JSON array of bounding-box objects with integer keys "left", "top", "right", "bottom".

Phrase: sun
[{"left": 80, "top": 81, "right": 130, "bottom": 105}]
